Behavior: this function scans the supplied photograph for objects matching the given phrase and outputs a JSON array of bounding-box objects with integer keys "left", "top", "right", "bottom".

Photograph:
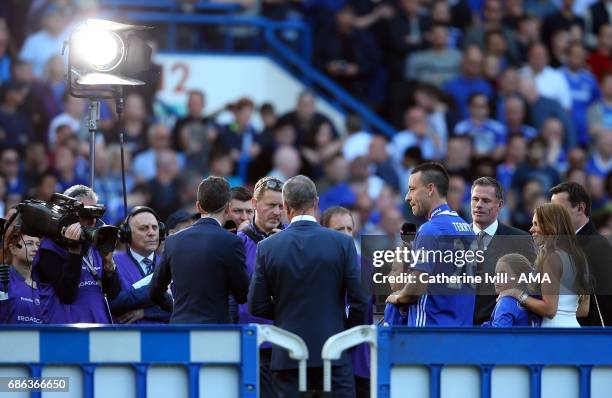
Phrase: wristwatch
[{"left": 518, "top": 291, "right": 529, "bottom": 305}]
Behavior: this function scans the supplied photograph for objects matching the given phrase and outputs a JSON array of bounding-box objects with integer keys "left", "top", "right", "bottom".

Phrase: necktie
[
  {"left": 477, "top": 231, "right": 487, "bottom": 251},
  {"left": 142, "top": 258, "right": 154, "bottom": 275}
]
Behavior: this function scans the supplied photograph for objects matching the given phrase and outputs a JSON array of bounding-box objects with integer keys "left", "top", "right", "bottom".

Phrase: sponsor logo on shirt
[
  {"left": 17, "top": 315, "right": 42, "bottom": 323},
  {"left": 79, "top": 280, "right": 99, "bottom": 288}
]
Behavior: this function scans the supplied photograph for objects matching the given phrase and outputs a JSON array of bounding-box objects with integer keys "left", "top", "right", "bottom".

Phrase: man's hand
[
  {"left": 62, "top": 223, "right": 82, "bottom": 254},
  {"left": 101, "top": 251, "right": 116, "bottom": 273},
  {"left": 118, "top": 309, "right": 145, "bottom": 324},
  {"left": 498, "top": 288, "right": 522, "bottom": 300},
  {"left": 386, "top": 293, "right": 401, "bottom": 305}
]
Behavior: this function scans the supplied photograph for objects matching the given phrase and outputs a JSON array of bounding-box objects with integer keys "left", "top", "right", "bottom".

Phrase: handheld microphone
[
  {"left": 400, "top": 222, "right": 417, "bottom": 245},
  {"left": 0, "top": 263, "right": 9, "bottom": 301}
]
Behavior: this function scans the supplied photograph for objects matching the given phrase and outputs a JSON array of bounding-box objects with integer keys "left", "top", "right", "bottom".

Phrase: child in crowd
[{"left": 483, "top": 253, "right": 541, "bottom": 327}]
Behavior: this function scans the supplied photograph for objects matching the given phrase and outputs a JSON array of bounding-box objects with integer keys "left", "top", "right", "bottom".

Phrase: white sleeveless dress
[{"left": 541, "top": 250, "right": 581, "bottom": 328}]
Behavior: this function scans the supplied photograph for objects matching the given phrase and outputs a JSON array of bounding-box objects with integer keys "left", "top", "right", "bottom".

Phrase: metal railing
[{"left": 98, "top": 10, "right": 398, "bottom": 137}]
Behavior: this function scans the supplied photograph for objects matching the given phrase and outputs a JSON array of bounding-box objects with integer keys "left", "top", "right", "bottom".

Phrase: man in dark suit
[
  {"left": 150, "top": 176, "right": 249, "bottom": 323},
  {"left": 471, "top": 177, "right": 536, "bottom": 325},
  {"left": 551, "top": 182, "right": 612, "bottom": 326},
  {"left": 249, "top": 175, "right": 367, "bottom": 397}
]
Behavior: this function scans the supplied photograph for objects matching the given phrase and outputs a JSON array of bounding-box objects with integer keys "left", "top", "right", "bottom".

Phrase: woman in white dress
[{"left": 504, "top": 203, "right": 590, "bottom": 327}]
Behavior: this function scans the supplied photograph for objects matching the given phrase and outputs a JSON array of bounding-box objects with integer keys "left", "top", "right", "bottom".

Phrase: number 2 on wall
[{"left": 168, "top": 62, "right": 189, "bottom": 93}]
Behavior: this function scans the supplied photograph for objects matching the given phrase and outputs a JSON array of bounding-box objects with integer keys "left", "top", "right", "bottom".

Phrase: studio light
[{"left": 66, "top": 19, "right": 152, "bottom": 93}]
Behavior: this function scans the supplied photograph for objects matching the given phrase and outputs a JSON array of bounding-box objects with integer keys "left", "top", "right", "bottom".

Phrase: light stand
[{"left": 87, "top": 100, "right": 101, "bottom": 189}]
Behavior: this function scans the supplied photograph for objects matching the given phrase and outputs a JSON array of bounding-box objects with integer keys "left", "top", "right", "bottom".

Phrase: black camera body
[{"left": 17, "top": 193, "right": 119, "bottom": 253}]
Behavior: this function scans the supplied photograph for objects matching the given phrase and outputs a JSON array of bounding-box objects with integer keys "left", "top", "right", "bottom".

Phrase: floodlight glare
[
  {"left": 72, "top": 27, "right": 124, "bottom": 72},
  {"left": 66, "top": 19, "right": 152, "bottom": 92}
]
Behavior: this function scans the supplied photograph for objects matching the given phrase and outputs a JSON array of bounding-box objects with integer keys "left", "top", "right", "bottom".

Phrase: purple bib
[
  {"left": 0, "top": 267, "right": 42, "bottom": 324},
  {"left": 33, "top": 238, "right": 111, "bottom": 324}
]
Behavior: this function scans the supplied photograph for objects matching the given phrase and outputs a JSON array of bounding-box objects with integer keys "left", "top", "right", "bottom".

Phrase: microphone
[
  {"left": 0, "top": 263, "right": 9, "bottom": 301},
  {"left": 400, "top": 222, "right": 417, "bottom": 245}
]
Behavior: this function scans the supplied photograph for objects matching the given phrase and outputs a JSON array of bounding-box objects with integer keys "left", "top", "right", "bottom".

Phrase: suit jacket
[
  {"left": 473, "top": 222, "right": 537, "bottom": 325},
  {"left": 150, "top": 218, "right": 249, "bottom": 324},
  {"left": 577, "top": 220, "right": 612, "bottom": 326},
  {"left": 248, "top": 220, "right": 367, "bottom": 370}
]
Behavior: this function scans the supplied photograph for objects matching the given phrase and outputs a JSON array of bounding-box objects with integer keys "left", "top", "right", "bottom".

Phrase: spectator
[
  {"left": 406, "top": 24, "right": 462, "bottom": 87},
  {"left": 387, "top": 0, "right": 430, "bottom": 80},
  {"left": 106, "top": 92, "right": 149, "bottom": 155},
  {"left": 0, "top": 148, "right": 25, "bottom": 195},
  {"left": 518, "top": 75, "right": 576, "bottom": 147},
  {"left": 47, "top": 92, "right": 84, "bottom": 148},
  {"left": 566, "top": 167, "right": 589, "bottom": 187},
  {"left": 587, "top": 23, "right": 612, "bottom": 81},
  {"left": 541, "top": 0, "right": 584, "bottom": 51},
  {"left": 521, "top": 42, "right": 572, "bottom": 110},
  {"left": 562, "top": 41, "right": 601, "bottom": 146},
  {"left": 464, "top": 0, "right": 521, "bottom": 64},
  {"left": 146, "top": 150, "right": 182, "bottom": 221},
  {"left": 368, "top": 134, "right": 400, "bottom": 191},
  {"left": 0, "top": 19, "right": 12, "bottom": 84},
  {"left": 540, "top": 117, "right": 568, "bottom": 173},
  {"left": 430, "top": 0, "right": 462, "bottom": 47},
  {"left": 18, "top": 5, "right": 68, "bottom": 79},
  {"left": 31, "top": 170, "right": 57, "bottom": 202},
  {"left": 585, "top": 1, "right": 612, "bottom": 49},
  {"left": 218, "top": 97, "right": 260, "bottom": 182},
  {"left": 503, "top": 95, "right": 537, "bottom": 139},
  {"left": 53, "top": 144, "right": 88, "bottom": 192},
  {"left": 413, "top": 83, "right": 455, "bottom": 155},
  {"left": 587, "top": 73, "right": 612, "bottom": 139},
  {"left": 316, "top": 5, "right": 380, "bottom": 100},
  {"left": 512, "top": 137, "right": 562, "bottom": 194},
  {"left": 549, "top": 28, "right": 571, "bottom": 68},
  {"left": 496, "top": 67, "right": 521, "bottom": 122},
  {"left": 497, "top": 133, "right": 528, "bottom": 191},
  {"left": 586, "top": 132, "right": 612, "bottom": 177},
  {"left": 392, "top": 106, "right": 442, "bottom": 161},
  {"left": 171, "top": 90, "right": 217, "bottom": 160},
  {"left": 165, "top": 209, "right": 197, "bottom": 236},
  {"left": 133, "top": 124, "right": 185, "bottom": 182},
  {"left": 342, "top": 114, "right": 372, "bottom": 162},
  {"left": 512, "top": 178, "right": 547, "bottom": 231},
  {"left": 300, "top": 121, "right": 342, "bottom": 178},
  {"left": 0, "top": 79, "right": 33, "bottom": 153},
  {"left": 317, "top": 155, "right": 355, "bottom": 210},
  {"left": 208, "top": 147, "right": 241, "bottom": 187},
  {"left": 269, "top": 145, "right": 301, "bottom": 182},
  {"left": 278, "top": 91, "right": 337, "bottom": 148},
  {"left": 515, "top": 14, "right": 542, "bottom": 62},
  {"left": 444, "top": 45, "right": 493, "bottom": 119},
  {"left": 448, "top": 173, "right": 470, "bottom": 219},
  {"left": 454, "top": 93, "right": 506, "bottom": 160},
  {"left": 445, "top": 134, "right": 473, "bottom": 179}
]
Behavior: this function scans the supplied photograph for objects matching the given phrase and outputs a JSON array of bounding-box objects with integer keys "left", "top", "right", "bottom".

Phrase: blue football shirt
[{"left": 407, "top": 204, "right": 476, "bottom": 327}]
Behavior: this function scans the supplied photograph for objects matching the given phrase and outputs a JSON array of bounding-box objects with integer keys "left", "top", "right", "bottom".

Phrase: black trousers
[
  {"left": 261, "top": 348, "right": 279, "bottom": 398},
  {"left": 355, "top": 376, "right": 370, "bottom": 398},
  {"left": 273, "top": 364, "right": 355, "bottom": 398}
]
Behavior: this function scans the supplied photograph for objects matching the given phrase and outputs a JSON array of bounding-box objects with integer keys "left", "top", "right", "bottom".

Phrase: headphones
[{"left": 119, "top": 206, "right": 166, "bottom": 245}]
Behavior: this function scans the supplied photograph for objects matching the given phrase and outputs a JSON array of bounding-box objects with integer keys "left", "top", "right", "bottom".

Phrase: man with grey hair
[
  {"left": 32, "top": 185, "right": 121, "bottom": 324},
  {"left": 470, "top": 176, "right": 536, "bottom": 324},
  {"left": 249, "top": 175, "right": 366, "bottom": 397}
]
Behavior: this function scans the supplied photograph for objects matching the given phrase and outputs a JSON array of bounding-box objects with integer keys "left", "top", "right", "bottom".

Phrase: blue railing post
[
  {"left": 429, "top": 365, "right": 442, "bottom": 398},
  {"left": 28, "top": 364, "right": 43, "bottom": 398},
  {"left": 188, "top": 364, "right": 200, "bottom": 398},
  {"left": 241, "top": 325, "right": 259, "bottom": 398},
  {"left": 82, "top": 364, "right": 96, "bottom": 398},
  {"left": 376, "top": 328, "right": 391, "bottom": 398},
  {"left": 479, "top": 364, "right": 493, "bottom": 398},
  {"left": 578, "top": 365, "right": 592, "bottom": 398},
  {"left": 134, "top": 363, "right": 148, "bottom": 398},
  {"left": 528, "top": 365, "right": 543, "bottom": 398}
]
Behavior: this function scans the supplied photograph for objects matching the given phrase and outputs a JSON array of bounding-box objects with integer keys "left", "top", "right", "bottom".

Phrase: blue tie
[{"left": 142, "top": 258, "right": 154, "bottom": 275}]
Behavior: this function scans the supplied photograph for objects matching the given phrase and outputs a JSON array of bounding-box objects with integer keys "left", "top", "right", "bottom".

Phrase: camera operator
[{"left": 32, "top": 185, "right": 121, "bottom": 324}]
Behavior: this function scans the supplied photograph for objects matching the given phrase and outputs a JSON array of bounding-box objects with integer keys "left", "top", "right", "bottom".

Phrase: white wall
[{"left": 155, "top": 53, "right": 345, "bottom": 131}]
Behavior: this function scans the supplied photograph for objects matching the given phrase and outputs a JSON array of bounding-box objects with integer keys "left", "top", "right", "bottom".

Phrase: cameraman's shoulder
[{"left": 39, "top": 237, "right": 67, "bottom": 254}]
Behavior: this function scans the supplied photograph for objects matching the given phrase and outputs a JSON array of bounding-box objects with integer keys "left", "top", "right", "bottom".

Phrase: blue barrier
[
  {"left": 100, "top": 0, "right": 241, "bottom": 13},
  {"left": 322, "top": 326, "right": 612, "bottom": 398},
  {"left": 0, "top": 324, "right": 308, "bottom": 398}
]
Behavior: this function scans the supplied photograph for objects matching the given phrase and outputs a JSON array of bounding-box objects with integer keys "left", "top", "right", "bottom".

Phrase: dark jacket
[
  {"left": 150, "top": 217, "right": 250, "bottom": 324},
  {"left": 473, "top": 222, "right": 537, "bottom": 325},
  {"left": 248, "top": 220, "right": 367, "bottom": 370},
  {"left": 577, "top": 220, "right": 612, "bottom": 326}
]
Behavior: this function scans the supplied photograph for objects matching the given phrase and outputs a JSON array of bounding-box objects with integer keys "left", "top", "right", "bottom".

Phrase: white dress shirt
[
  {"left": 129, "top": 248, "right": 155, "bottom": 276},
  {"left": 473, "top": 219, "right": 499, "bottom": 249},
  {"left": 290, "top": 215, "right": 317, "bottom": 224}
]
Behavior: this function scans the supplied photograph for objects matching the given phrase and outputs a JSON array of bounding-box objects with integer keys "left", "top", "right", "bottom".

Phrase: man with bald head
[{"left": 249, "top": 175, "right": 366, "bottom": 397}]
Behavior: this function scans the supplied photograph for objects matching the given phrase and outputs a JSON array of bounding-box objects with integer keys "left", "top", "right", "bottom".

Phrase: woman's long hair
[{"left": 533, "top": 203, "right": 589, "bottom": 294}]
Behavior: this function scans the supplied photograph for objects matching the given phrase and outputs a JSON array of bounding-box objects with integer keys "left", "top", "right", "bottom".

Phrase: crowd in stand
[{"left": 0, "top": 0, "right": 611, "bottom": 239}]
